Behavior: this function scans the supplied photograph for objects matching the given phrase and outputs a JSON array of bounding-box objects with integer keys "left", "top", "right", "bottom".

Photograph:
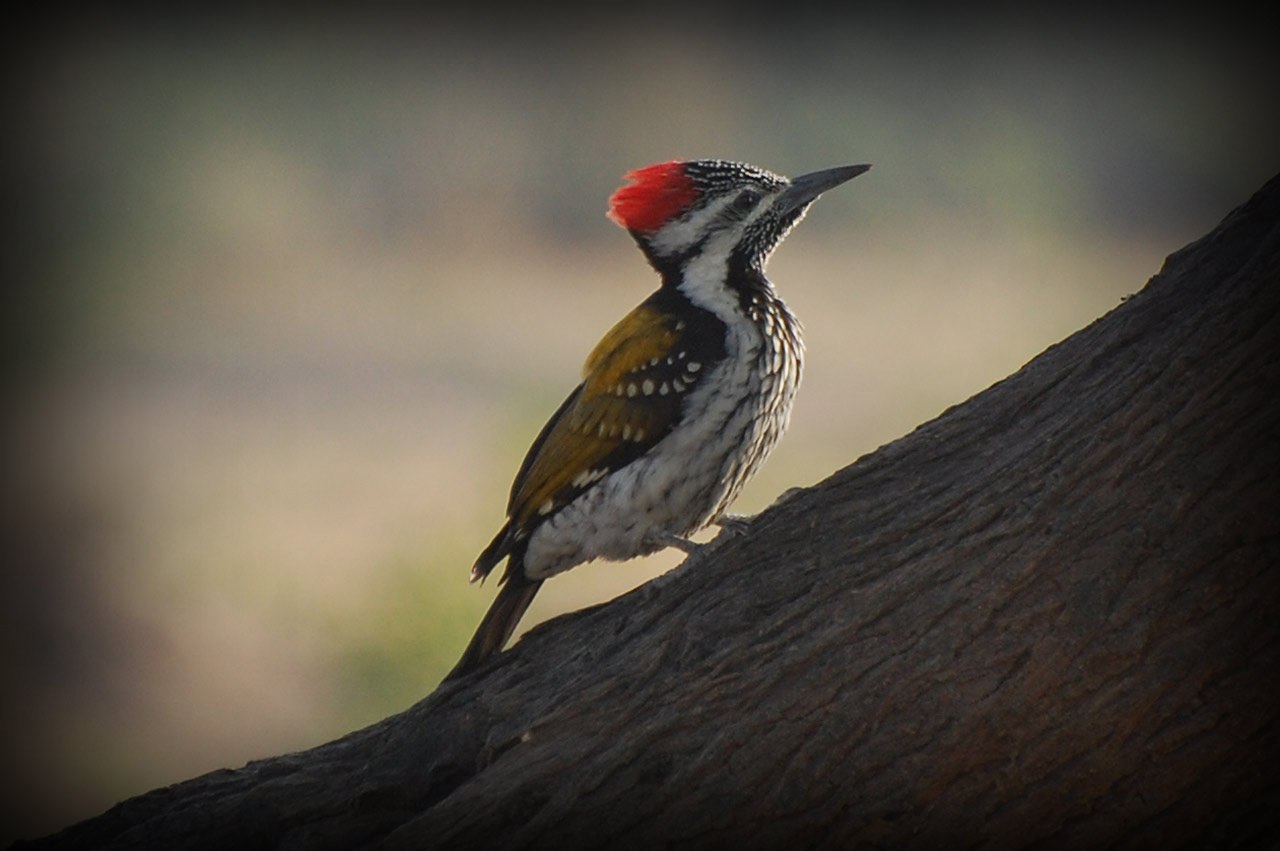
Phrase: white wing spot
[
  {"left": 659, "top": 382, "right": 669, "bottom": 396},
  {"left": 627, "top": 383, "right": 638, "bottom": 398},
  {"left": 597, "top": 422, "right": 608, "bottom": 438},
  {"left": 622, "top": 424, "right": 631, "bottom": 441},
  {"left": 633, "top": 427, "right": 646, "bottom": 441},
  {"left": 642, "top": 379, "right": 655, "bottom": 396},
  {"left": 538, "top": 498, "right": 555, "bottom": 515},
  {"left": 687, "top": 362, "right": 702, "bottom": 372},
  {"left": 672, "top": 378, "right": 686, "bottom": 392}
]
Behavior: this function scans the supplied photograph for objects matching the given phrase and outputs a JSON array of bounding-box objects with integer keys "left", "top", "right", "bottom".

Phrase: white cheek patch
[
  {"left": 679, "top": 210, "right": 770, "bottom": 314},
  {"left": 648, "top": 195, "right": 735, "bottom": 257},
  {"left": 655, "top": 186, "right": 788, "bottom": 318}
]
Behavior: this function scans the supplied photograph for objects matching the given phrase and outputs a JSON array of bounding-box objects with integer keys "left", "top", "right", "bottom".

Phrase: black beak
[{"left": 777, "top": 164, "right": 871, "bottom": 214}]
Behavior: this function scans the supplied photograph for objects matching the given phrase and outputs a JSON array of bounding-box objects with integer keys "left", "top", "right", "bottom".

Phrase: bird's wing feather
[
  {"left": 472, "top": 294, "right": 725, "bottom": 583},
  {"left": 511, "top": 298, "right": 725, "bottom": 528}
]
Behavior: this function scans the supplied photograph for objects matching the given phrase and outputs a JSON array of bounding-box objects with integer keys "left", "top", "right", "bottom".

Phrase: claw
[{"left": 714, "top": 513, "right": 754, "bottom": 536}]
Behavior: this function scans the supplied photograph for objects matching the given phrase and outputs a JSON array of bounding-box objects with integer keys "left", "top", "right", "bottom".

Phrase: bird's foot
[
  {"left": 650, "top": 514, "right": 755, "bottom": 558},
  {"left": 714, "top": 513, "right": 754, "bottom": 537}
]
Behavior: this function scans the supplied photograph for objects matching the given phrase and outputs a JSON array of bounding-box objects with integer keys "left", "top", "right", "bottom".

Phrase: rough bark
[{"left": 21, "top": 175, "right": 1280, "bottom": 851}]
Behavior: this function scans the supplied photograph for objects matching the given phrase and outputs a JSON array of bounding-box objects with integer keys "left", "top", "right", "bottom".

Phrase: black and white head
[{"left": 607, "top": 159, "right": 870, "bottom": 286}]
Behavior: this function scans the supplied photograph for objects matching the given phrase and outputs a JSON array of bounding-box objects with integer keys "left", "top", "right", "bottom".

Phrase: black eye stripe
[{"left": 733, "top": 190, "right": 761, "bottom": 212}]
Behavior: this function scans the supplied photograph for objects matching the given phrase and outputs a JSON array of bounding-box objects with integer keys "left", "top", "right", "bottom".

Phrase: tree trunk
[{"left": 21, "top": 175, "right": 1280, "bottom": 851}]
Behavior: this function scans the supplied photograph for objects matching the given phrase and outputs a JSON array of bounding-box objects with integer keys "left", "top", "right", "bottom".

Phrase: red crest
[{"left": 607, "top": 162, "right": 698, "bottom": 233}]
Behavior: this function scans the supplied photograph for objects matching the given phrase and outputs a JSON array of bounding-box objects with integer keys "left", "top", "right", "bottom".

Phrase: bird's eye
[{"left": 732, "top": 189, "right": 760, "bottom": 214}]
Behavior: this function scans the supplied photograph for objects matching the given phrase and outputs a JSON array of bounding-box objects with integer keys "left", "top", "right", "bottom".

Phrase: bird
[{"left": 445, "top": 159, "right": 869, "bottom": 679}]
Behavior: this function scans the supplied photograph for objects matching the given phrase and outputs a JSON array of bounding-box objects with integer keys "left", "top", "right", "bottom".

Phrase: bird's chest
[
  {"left": 675, "top": 312, "right": 801, "bottom": 461},
  {"left": 699, "top": 304, "right": 804, "bottom": 505}
]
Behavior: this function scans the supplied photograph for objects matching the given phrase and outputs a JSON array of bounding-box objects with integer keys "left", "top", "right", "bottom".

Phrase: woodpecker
[{"left": 446, "top": 159, "right": 869, "bottom": 679}]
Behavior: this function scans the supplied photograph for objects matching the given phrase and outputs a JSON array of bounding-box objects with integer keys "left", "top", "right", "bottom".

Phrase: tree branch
[{"left": 22, "top": 175, "right": 1280, "bottom": 851}]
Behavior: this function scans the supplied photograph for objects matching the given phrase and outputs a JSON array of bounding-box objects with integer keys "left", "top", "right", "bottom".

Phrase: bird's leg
[
  {"left": 650, "top": 532, "right": 702, "bottom": 554},
  {"left": 650, "top": 513, "right": 756, "bottom": 556},
  {"left": 710, "top": 486, "right": 806, "bottom": 538}
]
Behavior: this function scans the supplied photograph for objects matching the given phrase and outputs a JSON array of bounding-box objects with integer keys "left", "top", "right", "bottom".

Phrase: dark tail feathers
[{"left": 444, "top": 570, "right": 543, "bottom": 681}]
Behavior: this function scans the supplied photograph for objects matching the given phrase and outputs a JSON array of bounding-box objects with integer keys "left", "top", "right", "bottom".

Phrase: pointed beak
[{"left": 777, "top": 163, "right": 871, "bottom": 214}]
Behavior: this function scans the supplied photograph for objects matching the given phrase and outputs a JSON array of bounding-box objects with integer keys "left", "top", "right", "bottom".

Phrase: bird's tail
[{"left": 444, "top": 568, "right": 544, "bottom": 681}]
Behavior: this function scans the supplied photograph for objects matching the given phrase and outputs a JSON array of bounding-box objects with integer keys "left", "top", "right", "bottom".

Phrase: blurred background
[{"left": 3, "top": 8, "right": 1276, "bottom": 843}]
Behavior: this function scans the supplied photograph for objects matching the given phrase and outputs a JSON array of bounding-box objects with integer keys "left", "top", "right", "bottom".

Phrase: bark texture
[{"left": 21, "top": 175, "right": 1280, "bottom": 851}]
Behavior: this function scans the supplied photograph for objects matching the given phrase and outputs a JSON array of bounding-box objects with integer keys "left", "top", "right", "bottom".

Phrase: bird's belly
[{"left": 523, "top": 355, "right": 797, "bottom": 580}]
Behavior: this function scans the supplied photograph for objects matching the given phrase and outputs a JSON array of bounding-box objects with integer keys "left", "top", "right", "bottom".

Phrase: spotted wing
[
  {"left": 509, "top": 296, "right": 721, "bottom": 527},
  {"left": 471, "top": 292, "right": 725, "bottom": 582}
]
